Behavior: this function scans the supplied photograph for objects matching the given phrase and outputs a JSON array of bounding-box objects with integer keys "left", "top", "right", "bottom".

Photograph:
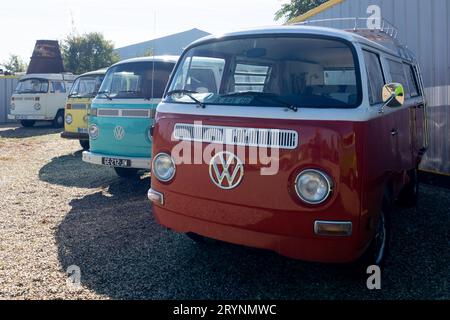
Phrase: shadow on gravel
[
  {"left": 56, "top": 183, "right": 449, "bottom": 300},
  {"left": 0, "top": 122, "right": 61, "bottom": 139},
  {"left": 39, "top": 151, "right": 118, "bottom": 188}
]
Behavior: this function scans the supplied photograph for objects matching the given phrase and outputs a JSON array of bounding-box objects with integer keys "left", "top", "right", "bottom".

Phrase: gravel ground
[{"left": 0, "top": 123, "right": 448, "bottom": 300}]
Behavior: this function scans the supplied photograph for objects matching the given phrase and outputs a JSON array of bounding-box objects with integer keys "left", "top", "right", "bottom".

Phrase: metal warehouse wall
[
  {"left": 297, "top": 0, "right": 450, "bottom": 174},
  {"left": 0, "top": 77, "right": 18, "bottom": 124}
]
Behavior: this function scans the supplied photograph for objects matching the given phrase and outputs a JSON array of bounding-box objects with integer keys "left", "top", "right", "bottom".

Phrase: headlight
[
  {"left": 34, "top": 103, "right": 41, "bottom": 110},
  {"left": 65, "top": 114, "right": 73, "bottom": 124},
  {"left": 295, "top": 169, "right": 332, "bottom": 205},
  {"left": 10, "top": 103, "right": 15, "bottom": 111},
  {"left": 152, "top": 153, "right": 176, "bottom": 182},
  {"left": 89, "top": 124, "right": 99, "bottom": 140}
]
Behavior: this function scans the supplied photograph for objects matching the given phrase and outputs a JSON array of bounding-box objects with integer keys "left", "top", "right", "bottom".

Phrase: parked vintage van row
[
  {"left": 61, "top": 69, "right": 107, "bottom": 150},
  {"left": 8, "top": 73, "right": 76, "bottom": 127},
  {"left": 148, "top": 25, "right": 427, "bottom": 266},
  {"left": 82, "top": 56, "right": 178, "bottom": 177}
]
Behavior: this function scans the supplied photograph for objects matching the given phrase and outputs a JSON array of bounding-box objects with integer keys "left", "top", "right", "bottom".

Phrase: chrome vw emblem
[
  {"left": 113, "top": 126, "right": 125, "bottom": 140},
  {"left": 209, "top": 152, "right": 244, "bottom": 190}
]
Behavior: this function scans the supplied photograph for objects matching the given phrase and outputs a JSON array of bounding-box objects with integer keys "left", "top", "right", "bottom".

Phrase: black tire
[
  {"left": 354, "top": 197, "right": 391, "bottom": 271},
  {"left": 20, "top": 120, "right": 35, "bottom": 127},
  {"left": 113, "top": 167, "right": 140, "bottom": 178},
  {"left": 52, "top": 110, "right": 64, "bottom": 128},
  {"left": 398, "top": 168, "right": 419, "bottom": 207},
  {"left": 79, "top": 140, "right": 90, "bottom": 151}
]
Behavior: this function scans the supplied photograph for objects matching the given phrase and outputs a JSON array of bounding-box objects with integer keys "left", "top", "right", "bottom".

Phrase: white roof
[
  {"left": 111, "top": 55, "right": 179, "bottom": 67},
  {"left": 20, "top": 73, "right": 77, "bottom": 81},
  {"left": 188, "top": 25, "right": 398, "bottom": 56},
  {"left": 78, "top": 69, "right": 108, "bottom": 78}
]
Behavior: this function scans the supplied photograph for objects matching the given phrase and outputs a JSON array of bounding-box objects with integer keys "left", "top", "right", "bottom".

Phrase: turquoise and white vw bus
[{"left": 82, "top": 56, "right": 178, "bottom": 177}]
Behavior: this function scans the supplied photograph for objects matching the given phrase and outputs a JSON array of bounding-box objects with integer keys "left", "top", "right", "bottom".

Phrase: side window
[
  {"left": 363, "top": 50, "right": 385, "bottom": 105},
  {"left": 404, "top": 64, "right": 420, "bottom": 97},
  {"left": 51, "top": 81, "right": 66, "bottom": 93},
  {"left": 388, "top": 59, "right": 409, "bottom": 98}
]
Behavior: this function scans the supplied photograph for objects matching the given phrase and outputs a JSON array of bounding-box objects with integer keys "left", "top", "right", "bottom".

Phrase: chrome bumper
[{"left": 82, "top": 151, "right": 151, "bottom": 169}]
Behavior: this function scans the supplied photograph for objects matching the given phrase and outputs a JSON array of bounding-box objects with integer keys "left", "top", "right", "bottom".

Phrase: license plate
[
  {"left": 77, "top": 128, "right": 88, "bottom": 134},
  {"left": 102, "top": 157, "right": 131, "bottom": 167},
  {"left": 16, "top": 115, "right": 28, "bottom": 120}
]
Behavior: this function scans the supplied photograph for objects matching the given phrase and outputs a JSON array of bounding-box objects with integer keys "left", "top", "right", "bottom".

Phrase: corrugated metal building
[
  {"left": 0, "top": 77, "right": 18, "bottom": 124},
  {"left": 290, "top": 0, "right": 450, "bottom": 175}
]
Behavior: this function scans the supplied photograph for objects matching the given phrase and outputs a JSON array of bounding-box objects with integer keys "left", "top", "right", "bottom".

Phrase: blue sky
[{"left": 1, "top": 0, "right": 288, "bottom": 62}]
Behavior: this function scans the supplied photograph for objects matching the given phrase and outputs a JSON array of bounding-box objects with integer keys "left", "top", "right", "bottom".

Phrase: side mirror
[{"left": 380, "top": 83, "right": 405, "bottom": 113}]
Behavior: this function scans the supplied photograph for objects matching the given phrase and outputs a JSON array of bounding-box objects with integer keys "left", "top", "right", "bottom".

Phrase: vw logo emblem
[
  {"left": 113, "top": 126, "right": 125, "bottom": 140},
  {"left": 209, "top": 152, "right": 244, "bottom": 190}
]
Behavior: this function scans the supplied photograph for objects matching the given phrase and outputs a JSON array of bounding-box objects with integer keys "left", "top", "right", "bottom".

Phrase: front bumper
[
  {"left": 82, "top": 151, "right": 151, "bottom": 169},
  {"left": 8, "top": 114, "right": 52, "bottom": 120},
  {"left": 61, "top": 131, "right": 89, "bottom": 140},
  {"left": 149, "top": 189, "right": 363, "bottom": 264}
]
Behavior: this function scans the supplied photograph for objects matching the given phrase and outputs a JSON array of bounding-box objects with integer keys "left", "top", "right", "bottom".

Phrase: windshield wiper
[
  {"left": 166, "top": 89, "right": 205, "bottom": 109},
  {"left": 220, "top": 91, "right": 299, "bottom": 112},
  {"left": 97, "top": 91, "right": 113, "bottom": 100}
]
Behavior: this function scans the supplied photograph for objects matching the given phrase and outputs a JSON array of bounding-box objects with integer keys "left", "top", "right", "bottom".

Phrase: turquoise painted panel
[{"left": 89, "top": 99, "right": 159, "bottom": 158}]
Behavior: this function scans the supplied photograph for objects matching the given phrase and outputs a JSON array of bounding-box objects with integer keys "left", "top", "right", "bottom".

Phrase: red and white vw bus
[{"left": 148, "top": 26, "right": 427, "bottom": 266}]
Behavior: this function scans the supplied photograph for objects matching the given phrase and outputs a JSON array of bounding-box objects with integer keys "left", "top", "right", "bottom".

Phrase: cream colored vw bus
[{"left": 9, "top": 73, "right": 76, "bottom": 127}]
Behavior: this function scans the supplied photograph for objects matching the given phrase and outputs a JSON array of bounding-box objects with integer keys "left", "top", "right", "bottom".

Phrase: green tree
[
  {"left": 2, "top": 54, "right": 28, "bottom": 73},
  {"left": 275, "top": 0, "right": 328, "bottom": 23},
  {"left": 61, "top": 32, "right": 119, "bottom": 74}
]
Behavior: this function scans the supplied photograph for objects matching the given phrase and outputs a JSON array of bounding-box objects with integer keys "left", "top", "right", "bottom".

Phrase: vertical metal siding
[
  {"left": 304, "top": 0, "right": 450, "bottom": 174},
  {"left": 0, "top": 78, "right": 18, "bottom": 124}
]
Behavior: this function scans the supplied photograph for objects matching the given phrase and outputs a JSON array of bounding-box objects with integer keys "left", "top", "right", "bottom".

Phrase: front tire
[
  {"left": 79, "top": 140, "right": 90, "bottom": 151},
  {"left": 52, "top": 110, "right": 64, "bottom": 128},
  {"left": 20, "top": 120, "right": 35, "bottom": 127},
  {"left": 114, "top": 167, "right": 140, "bottom": 178},
  {"left": 355, "top": 198, "right": 391, "bottom": 270}
]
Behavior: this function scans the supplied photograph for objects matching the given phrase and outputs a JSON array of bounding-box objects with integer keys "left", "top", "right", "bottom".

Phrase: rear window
[{"left": 167, "top": 36, "right": 362, "bottom": 109}]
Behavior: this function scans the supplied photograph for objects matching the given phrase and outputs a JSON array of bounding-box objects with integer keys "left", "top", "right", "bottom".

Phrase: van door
[
  {"left": 386, "top": 59, "right": 416, "bottom": 171},
  {"left": 48, "top": 80, "right": 67, "bottom": 118}
]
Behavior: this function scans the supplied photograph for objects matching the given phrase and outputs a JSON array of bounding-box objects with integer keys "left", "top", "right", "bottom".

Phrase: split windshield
[
  {"left": 166, "top": 36, "right": 361, "bottom": 109},
  {"left": 15, "top": 78, "right": 49, "bottom": 94},
  {"left": 98, "top": 61, "right": 174, "bottom": 99},
  {"left": 69, "top": 74, "right": 105, "bottom": 98}
]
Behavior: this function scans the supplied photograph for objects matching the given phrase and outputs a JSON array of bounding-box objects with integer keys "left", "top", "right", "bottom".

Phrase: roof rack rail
[
  {"left": 294, "top": 17, "right": 415, "bottom": 61},
  {"left": 295, "top": 17, "right": 399, "bottom": 38}
]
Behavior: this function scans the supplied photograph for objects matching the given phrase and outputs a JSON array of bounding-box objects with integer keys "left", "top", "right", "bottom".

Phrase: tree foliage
[
  {"left": 61, "top": 32, "right": 119, "bottom": 74},
  {"left": 275, "top": 0, "right": 328, "bottom": 22},
  {"left": 2, "top": 54, "right": 28, "bottom": 73}
]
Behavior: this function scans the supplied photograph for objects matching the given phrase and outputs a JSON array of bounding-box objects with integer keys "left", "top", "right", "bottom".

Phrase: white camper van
[{"left": 8, "top": 73, "right": 76, "bottom": 127}]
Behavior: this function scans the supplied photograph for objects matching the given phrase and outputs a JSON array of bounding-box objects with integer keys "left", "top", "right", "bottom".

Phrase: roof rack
[{"left": 295, "top": 17, "right": 415, "bottom": 61}]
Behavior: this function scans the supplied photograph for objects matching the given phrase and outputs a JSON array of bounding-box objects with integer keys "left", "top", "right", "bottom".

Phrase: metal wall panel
[
  {"left": 0, "top": 77, "right": 18, "bottom": 124},
  {"left": 303, "top": 0, "right": 450, "bottom": 174}
]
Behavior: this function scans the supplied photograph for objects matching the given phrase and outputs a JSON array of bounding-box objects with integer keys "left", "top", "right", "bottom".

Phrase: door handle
[{"left": 391, "top": 129, "right": 399, "bottom": 136}]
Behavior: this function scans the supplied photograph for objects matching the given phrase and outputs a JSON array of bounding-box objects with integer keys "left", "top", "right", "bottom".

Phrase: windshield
[
  {"left": 69, "top": 75, "right": 104, "bottom": 98},
  {"left": 15, "top": 78, "right": 49, "bottom": 94},
  {"left": 98, "top": 61, "right": 175, "bottom": 99},
  {"left": 166, "top": 36, "right": 361, "bottom": 109}
]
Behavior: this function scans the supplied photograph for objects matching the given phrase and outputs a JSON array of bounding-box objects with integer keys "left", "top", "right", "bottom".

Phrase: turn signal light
[{"left": 314, "top": 221, "right": 352, "bottom": 237}]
